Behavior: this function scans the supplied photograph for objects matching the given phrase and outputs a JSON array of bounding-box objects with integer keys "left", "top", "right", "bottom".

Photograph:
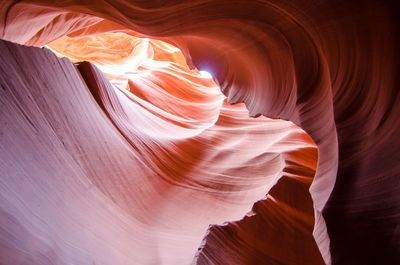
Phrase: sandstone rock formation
[{"left": 0, "top": 1, "right": 399, "bottom": 264}]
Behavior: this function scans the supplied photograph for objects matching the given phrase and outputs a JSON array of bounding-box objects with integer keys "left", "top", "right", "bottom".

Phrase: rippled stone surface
[{"left": 1, "top": 1, "right": 399, "bottom": 264}]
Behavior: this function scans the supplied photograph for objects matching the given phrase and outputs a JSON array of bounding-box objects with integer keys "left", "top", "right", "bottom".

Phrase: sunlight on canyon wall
[{"left": 0, "top": 1, "right": 399, "bottom": 265}]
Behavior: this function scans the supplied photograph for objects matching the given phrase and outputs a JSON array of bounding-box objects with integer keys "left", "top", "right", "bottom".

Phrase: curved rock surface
[
  {"left": 0, "top": 38, "right": 320, "bottom": 265},
  {"left": 0, "top": 1, "right": 399, "bottom": 264}
]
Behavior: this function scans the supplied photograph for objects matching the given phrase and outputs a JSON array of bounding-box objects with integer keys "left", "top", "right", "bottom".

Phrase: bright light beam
[{"left": 199, "top": 70, "right": 213, "bottom": 79}]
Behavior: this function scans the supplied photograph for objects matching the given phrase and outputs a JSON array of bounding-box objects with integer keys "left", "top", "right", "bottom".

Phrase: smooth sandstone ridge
[
  {"left": 0, "top": 37, "right": 321, "bottom": 265},
  {"left": 0, "top": 1, "right": 399, "bottom": 264}
]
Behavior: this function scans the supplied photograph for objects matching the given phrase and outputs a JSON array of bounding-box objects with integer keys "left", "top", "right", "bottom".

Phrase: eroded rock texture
[{"left": 0, "top": 0, "right": 399, "bottom": 264}]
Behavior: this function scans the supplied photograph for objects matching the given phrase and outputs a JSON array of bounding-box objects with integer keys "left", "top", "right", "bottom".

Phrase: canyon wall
[{"left": 0, "top": 0, "right": 399, "bottom": 264}]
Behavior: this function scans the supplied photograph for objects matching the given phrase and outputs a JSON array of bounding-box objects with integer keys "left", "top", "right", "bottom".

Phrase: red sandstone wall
[{"left": 0, "top": 1, "right": 399, "bottom": 264}]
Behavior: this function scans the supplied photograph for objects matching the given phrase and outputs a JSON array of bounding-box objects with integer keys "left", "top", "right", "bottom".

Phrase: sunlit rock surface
[
  {"left": 0, "top": 38, "right": 320, "bottom": 264},
  {"left": 0, "top": 0, "right": 399, "bottom": 264}
]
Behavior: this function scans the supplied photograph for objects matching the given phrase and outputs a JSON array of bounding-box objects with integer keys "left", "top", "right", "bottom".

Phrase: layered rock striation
[{"left": 0, "top": 1, "right": 399, "bottom": 264}]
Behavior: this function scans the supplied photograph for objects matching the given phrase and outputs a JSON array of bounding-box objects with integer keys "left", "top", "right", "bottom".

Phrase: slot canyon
[{"left": 0, "top": 1, "right": 399, "bottom": 264}]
